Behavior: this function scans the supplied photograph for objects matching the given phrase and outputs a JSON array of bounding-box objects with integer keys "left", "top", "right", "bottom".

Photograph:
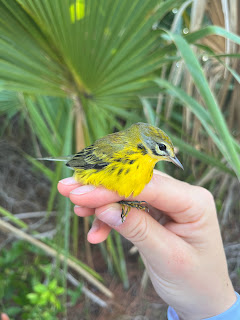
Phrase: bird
[{"left": 39, "top": 122, "right": 183, "bottom": 221}]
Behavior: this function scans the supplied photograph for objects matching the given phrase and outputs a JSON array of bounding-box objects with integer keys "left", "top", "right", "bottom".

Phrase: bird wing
[
  {"left": 66, "top": 132, "right": 126, "bottom": 170},
  {"left": 66, "top": 145, "right": 109, "bottom": 170}
]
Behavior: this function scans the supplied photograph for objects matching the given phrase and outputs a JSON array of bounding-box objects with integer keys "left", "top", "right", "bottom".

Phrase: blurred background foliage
[{"left": 0, "top": 0, "right": 240, "bottom": 319}]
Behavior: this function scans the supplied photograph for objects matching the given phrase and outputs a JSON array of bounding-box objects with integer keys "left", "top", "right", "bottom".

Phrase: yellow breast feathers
[{"left": 66, "top": 122, "right": 183, "bottom": 198}]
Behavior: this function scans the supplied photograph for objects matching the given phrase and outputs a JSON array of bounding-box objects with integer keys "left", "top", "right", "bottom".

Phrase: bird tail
[{"left": 37, "top": 156, "right": 72, "bottom": 162}]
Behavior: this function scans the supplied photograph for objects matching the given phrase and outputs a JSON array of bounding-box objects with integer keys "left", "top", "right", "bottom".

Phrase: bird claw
[{"left": 118, "top": 200, "right": 149, "bottom": 222}]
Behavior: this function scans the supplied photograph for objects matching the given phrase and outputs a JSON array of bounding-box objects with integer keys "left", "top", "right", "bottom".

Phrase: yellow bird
[{"left": 40, "top": 122, "right": 183, "bottom": 221}]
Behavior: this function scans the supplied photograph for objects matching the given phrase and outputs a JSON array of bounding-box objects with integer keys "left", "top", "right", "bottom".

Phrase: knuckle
[
  {"left": 192, "top": 186, "right": 216, "bottom": 219},
  {"left": 126, "top": 214, "right": 149, "bottom": 243},
  {"left": 194, "top": 186, "right": 214, "bottom": 203}
]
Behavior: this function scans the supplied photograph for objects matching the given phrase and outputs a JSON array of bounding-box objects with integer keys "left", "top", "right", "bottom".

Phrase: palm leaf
[
  {"left": 165, "top": 31, "right": 240, "bottom": 175},
  {"left": 0, "top": 0, "right": 185, "bottom": 102}
]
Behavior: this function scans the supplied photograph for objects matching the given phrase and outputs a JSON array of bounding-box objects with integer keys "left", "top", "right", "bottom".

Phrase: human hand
[{"left": 58, "top": 170, "right": 236, "bottom": 320}]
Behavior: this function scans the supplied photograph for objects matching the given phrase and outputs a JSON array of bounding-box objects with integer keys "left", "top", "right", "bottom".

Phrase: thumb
[{"left": 95, "top": 203, "right": 183, "bottom": 269}]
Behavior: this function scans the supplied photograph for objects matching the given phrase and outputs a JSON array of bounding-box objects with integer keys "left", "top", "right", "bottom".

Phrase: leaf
[
  {"left": 27, "top": 292, "right": 39, "bottom": 303},
  {"left": 157, "top": 31, "right": 240, "bottom": 176},
  {"left": 34, "top": 283, "right": 47, "bottom": 293},
  {"left": 170, "top": 134, "right": 234, "bottom": 176},
  {"left": 48, "top": 279, "right": 58, "bottom": 290},
  {"left": 0, "top": 0, "right": 185, "bottom": 102},
  {"left": 140, "top": 95, "right": 234, "bottom": 175},
  {"left": 55, "top": 287, "right": 64, "bottom": 295},
  {"left": 0, "top": 206, "right": 28, "bottom": 229},
  {"left": 155, "top": 78, "right": 223, "bottom": 148}
]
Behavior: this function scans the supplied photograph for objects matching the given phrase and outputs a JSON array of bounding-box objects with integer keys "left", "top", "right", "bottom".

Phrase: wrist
[{"left": 168, "top": 291, "right": 240, "bottom": 320}]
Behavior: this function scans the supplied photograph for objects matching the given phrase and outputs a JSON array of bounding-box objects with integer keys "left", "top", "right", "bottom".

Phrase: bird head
[{"left": 136, "top": 123, "right": 184, "bottom": 169}]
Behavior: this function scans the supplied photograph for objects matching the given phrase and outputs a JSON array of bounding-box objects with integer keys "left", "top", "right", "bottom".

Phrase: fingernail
[
  {"left": 88, "top": 218, "right": 101, "bottom": 235},
  {"left": 59, "top": 177, "right": 78, "bottom": 185},
  {"left": 70, "top": 185, "right": 96, "bottom": 195},
  {"left": 74, "top": 205, "right": 82, "bottom": 215},
  {"left": 98, "top": 207, "right": 122, "bottom": 227}
]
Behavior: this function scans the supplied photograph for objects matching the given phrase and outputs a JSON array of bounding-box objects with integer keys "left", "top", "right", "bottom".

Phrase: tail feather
[{"left": 37, "top": 156, "right": 72, "bottom": 162}]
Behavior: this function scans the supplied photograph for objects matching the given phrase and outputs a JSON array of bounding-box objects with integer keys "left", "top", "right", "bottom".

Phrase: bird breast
[{"left": 74, "top": 153, "right": 156, "bottom": 198}]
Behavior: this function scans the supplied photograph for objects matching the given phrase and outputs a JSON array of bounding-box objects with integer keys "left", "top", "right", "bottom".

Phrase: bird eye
[{"left": 158, "top": 143, "right": 166, "bottom": 151}]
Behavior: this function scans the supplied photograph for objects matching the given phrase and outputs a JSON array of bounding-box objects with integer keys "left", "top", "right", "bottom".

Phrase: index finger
[
  {"left": 58, "top": 170, "right": 209, "bottom": 222},
  {"left": 57, "top": 170, "right": 170, "bottom": 202}
]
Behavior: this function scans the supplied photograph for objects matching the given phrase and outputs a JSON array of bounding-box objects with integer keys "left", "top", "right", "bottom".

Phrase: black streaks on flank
[
  {"left": 125, "top": 168, "right": 130, "bottom": 175},
  {"left": 137, "top": 165, "right": 139, "bottom": 169},
  {"left": 115, "top": 158, "right": 135, "bottom": 165},
  {"left": 118, "top": 168, "right": 123, "bottom": 176},
  {"left": 114, "top": 158, "right": 131, "bottom": 165},
  {"left": 137, "top": 143, "right": 147, "bottom": 155}
]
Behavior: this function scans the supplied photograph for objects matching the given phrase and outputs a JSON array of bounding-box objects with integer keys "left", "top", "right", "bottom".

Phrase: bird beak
[{"left": 169, "top": 156, "right": 184, "bottom": 170}]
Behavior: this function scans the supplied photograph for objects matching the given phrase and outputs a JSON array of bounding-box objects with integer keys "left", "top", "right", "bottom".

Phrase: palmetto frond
[{"left": 0, "top": 0, "right": 185, "bottom": 102}]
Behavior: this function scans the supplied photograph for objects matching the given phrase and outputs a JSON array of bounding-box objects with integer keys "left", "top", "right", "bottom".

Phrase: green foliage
[
  {"left": 27, "top": 280, "right": 64, "bottom": 308},
  {"left": 0, "top": 0, "right": 183, "bottom": 98},
  {"left": 140, "top": 96, "right": 235, "bottom": 176},
  {"left": 24, "top": 279, "right": 64, "bottom": 320},
  {"left": 0, "top": 0, "right": 188, "bottom": 141},
  {"left": 166, "top": 30, "right": 240, "bottom": 176},
  {"left": 154, "top": 78, "right": 236, "bottom": 175},
  {"left": 67, "top": 285, "right": 83, "bottom": 307},
  {"left": 0, "top": 0, "right": 239, "bottom": 302},
  {"left": 0, "top": 241, "right": 81, "bottom": 319},
  {"left": 0, "top": 205, "right": 28, "bottom": 228}
]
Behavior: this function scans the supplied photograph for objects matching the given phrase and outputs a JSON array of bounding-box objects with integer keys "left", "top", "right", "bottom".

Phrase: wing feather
[
  {"left": 66, "top": 145, "right": 110, "bottom": 170},
  {"left": 66, "top": 131, "right": 127, "bottom": 170}
]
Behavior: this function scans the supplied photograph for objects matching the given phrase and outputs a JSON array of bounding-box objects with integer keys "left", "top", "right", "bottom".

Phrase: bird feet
[{"left": 118, "top": 200, "right": 149, "bottom": 223}]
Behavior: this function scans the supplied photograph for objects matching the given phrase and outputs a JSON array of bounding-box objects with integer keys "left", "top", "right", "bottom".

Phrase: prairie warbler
[{"left": 40, "top": 122, "right": 183, "bottom": 221}]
